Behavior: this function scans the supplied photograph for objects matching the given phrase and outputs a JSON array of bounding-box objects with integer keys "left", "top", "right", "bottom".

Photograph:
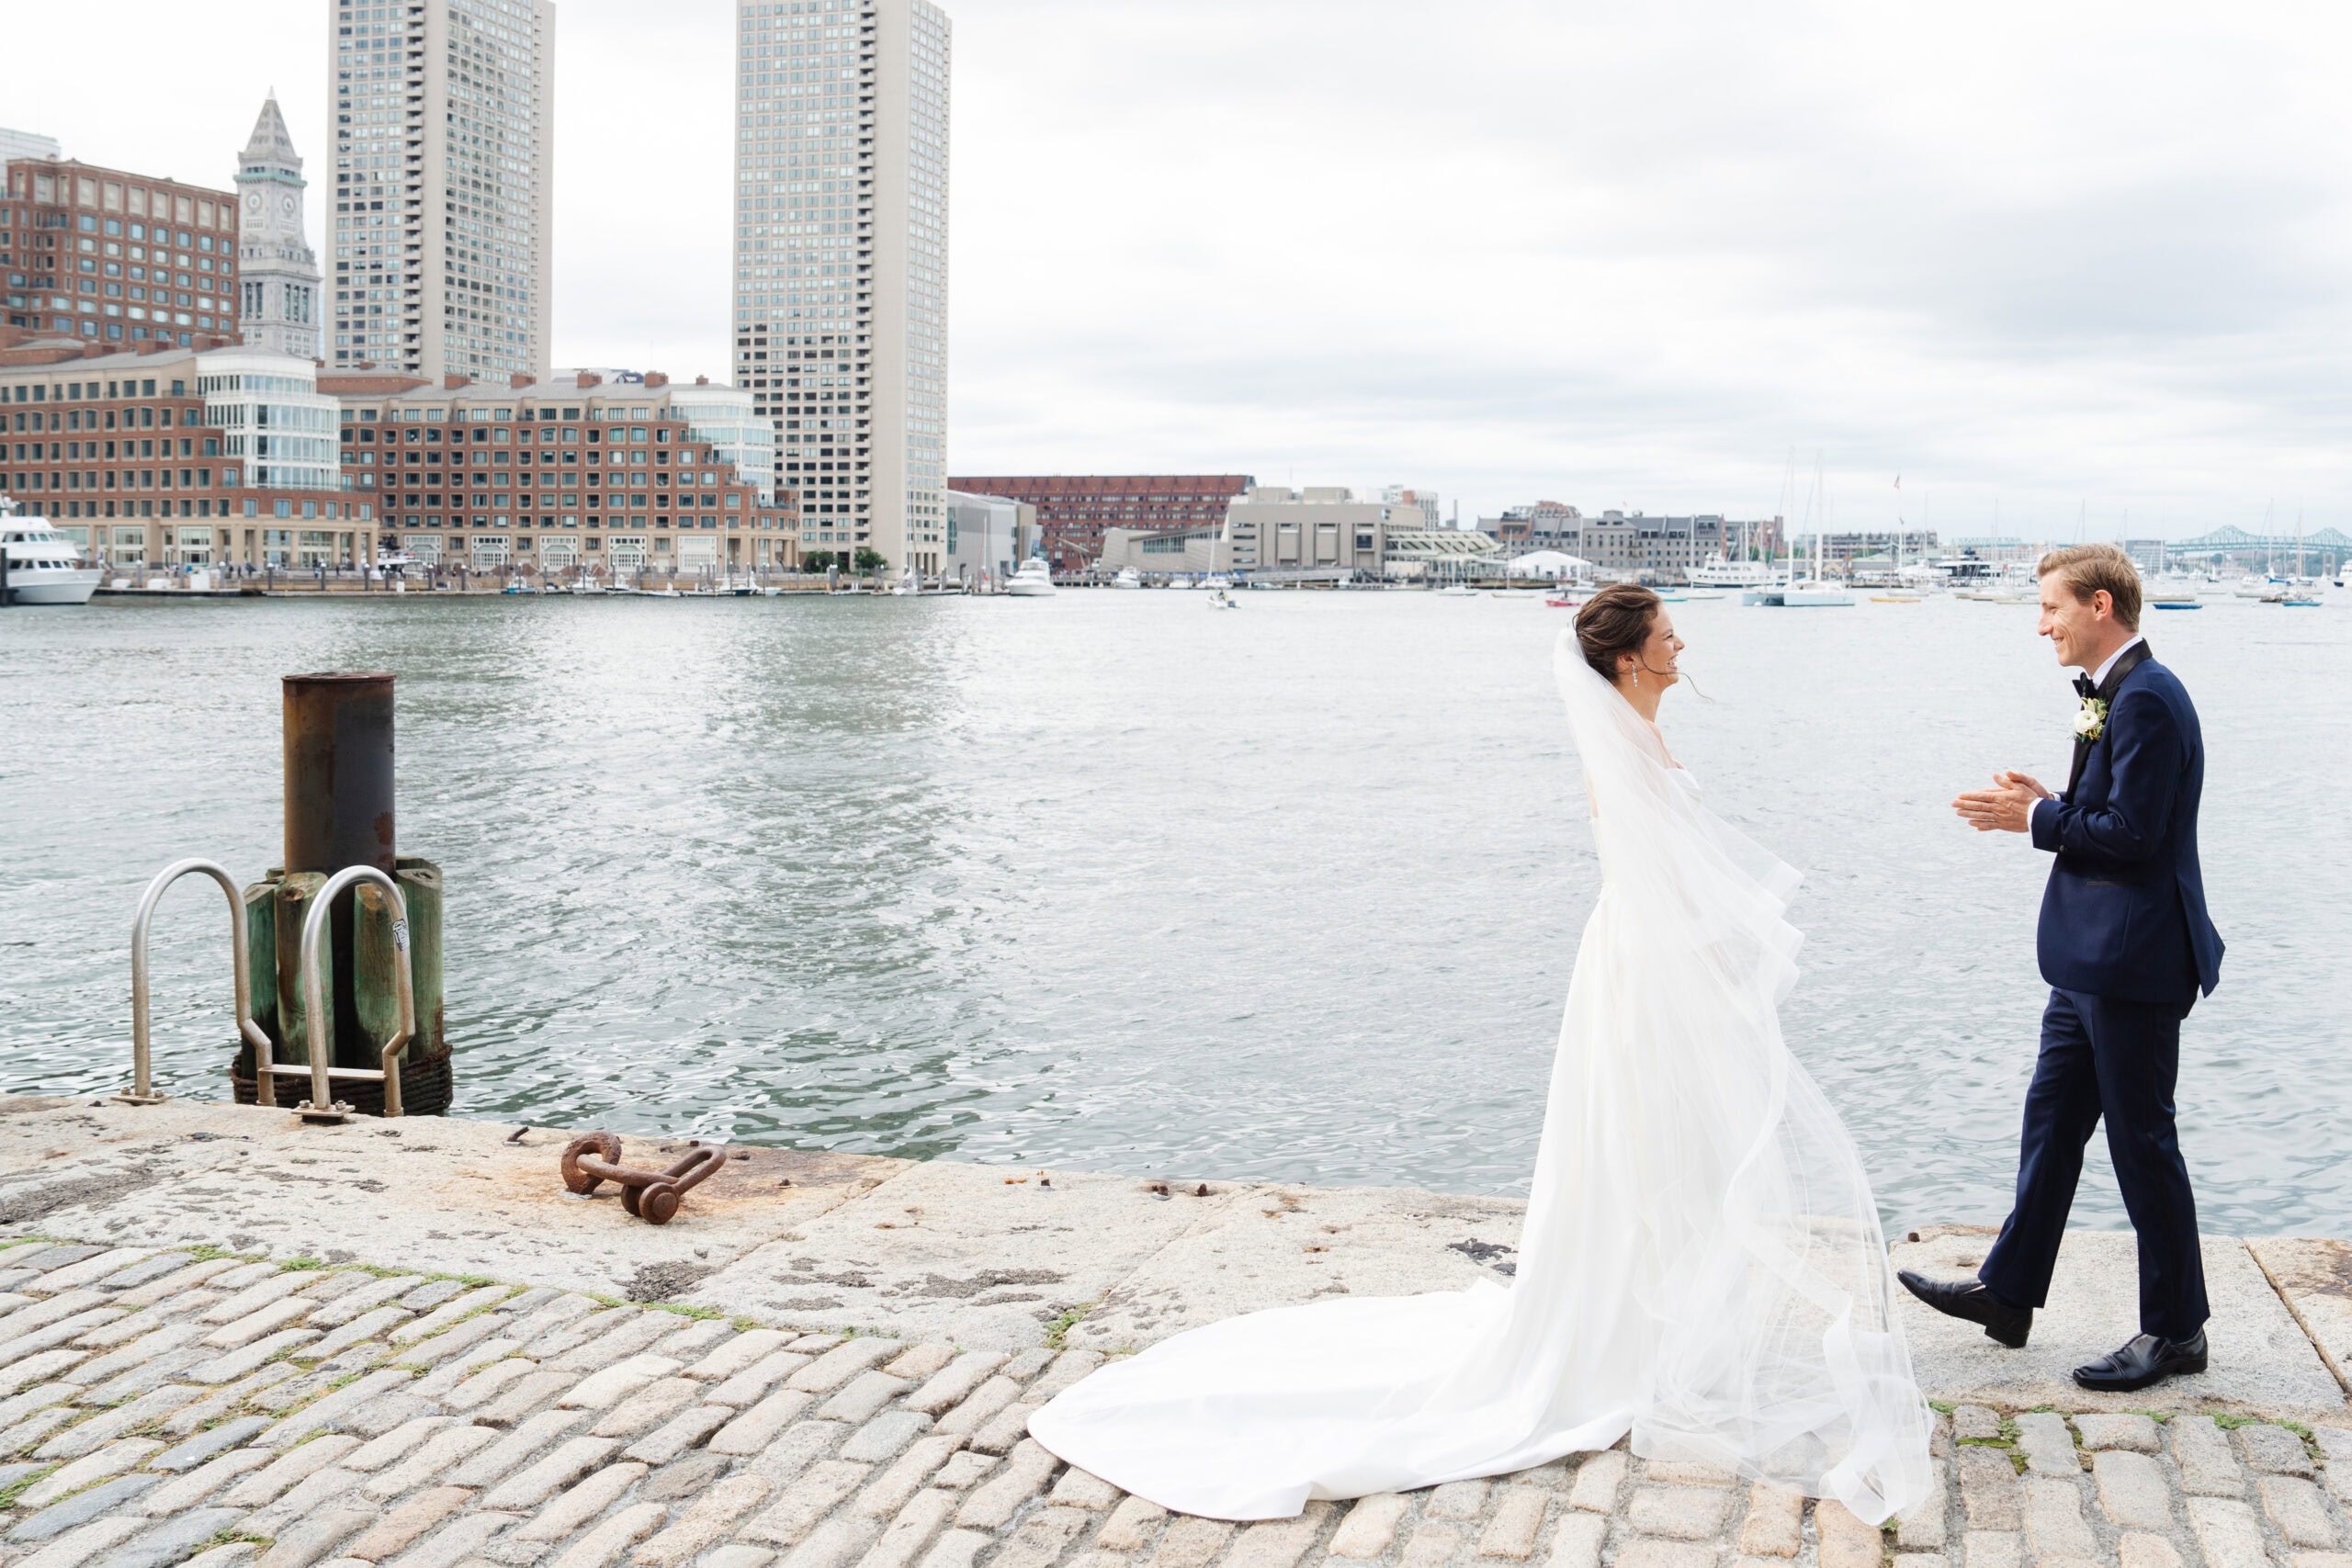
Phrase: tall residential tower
[
  {"left": 733, "top": 0, "right": 949, "bottom": 575},
  {"left": 329, "top": 0, "right": 554, "bottom": 383},
  {"left": 235, "top": 96, "right": 322, "bottom": 360}
]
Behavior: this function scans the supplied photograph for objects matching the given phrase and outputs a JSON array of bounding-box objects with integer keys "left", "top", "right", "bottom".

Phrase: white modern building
[
  {"left": 328, "top": 0, "right": 554, "bottom": 383},
  {"left": 944, "top": 488, "right": 1034, "bottom": 587},
  {"left": 1095, "top": 523, "right": 1228, "bottom": 576},
  {"left": 235, "top": 97, "right": 322, "bottom": 361},
  {"left": 733, "top": 0, "right": 951, "bottom": 577},
  {"left": 0, "top": 130, "right": 62, "bottom": 164},
  {"left": 668, "top": 379, "right": 777, "bottom": 502},
  {"left": 197, "top": 350, "right": 345, "bottom": 492}
]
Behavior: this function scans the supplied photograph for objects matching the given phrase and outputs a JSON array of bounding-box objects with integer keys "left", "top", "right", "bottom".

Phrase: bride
[{"left": 1028, "top": 585, "right": 1932, "bottom": 1525}]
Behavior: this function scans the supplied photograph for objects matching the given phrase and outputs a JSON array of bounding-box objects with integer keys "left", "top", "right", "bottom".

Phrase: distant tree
[
  {"left": 853, "top": 547, "right": 888, "bottom": 572},
  {"left": 802, "top": 550, "right": 839, "bottom": 572}
]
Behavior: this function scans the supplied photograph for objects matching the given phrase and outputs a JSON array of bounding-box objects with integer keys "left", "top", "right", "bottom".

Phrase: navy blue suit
[{"left": 1979, "top": 640, "right": 2224, "bottom": 1342}]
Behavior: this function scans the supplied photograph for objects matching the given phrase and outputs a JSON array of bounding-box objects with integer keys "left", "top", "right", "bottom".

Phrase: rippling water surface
[{"left": 2, "top": 590, "right": 2346, "bottom": 1234}]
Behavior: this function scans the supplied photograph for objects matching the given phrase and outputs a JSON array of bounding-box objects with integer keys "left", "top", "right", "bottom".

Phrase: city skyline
[{"left": 10, "top": 1, "right": 2352, "bottom": 538}]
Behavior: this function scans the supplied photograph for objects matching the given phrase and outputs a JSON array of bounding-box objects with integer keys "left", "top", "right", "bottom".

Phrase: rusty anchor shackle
[{"left": 559, "top": 1133, "right": 725, "bottom": 1225}]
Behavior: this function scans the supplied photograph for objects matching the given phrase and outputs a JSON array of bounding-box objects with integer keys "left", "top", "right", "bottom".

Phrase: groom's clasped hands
[{"left": 1953, "top": 771, "right": 2052, "bottom": 833}]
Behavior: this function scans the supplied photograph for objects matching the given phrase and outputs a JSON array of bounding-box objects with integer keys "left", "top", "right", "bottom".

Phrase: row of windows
[
  {"left": 341, "top": 421, "right": 684, "bottom": 445},
  {"left": 4, "top": 197, "right": 230, "bottom": 248},
  {"left": 11, "top": 435, "right": 216, "bottom": 459},
  {"left": 18, "top": 249, "right": 229, "bottom": 285},
  {"left": 9, "top": 406, "right": 198, "bottom": 434},
  {"left": 1, "top": 466, "right": 238, "bottom": 491},
  {"left": 11, "top": 498, "right": 358, "bottom": 524},
  {"left": 349, "top": 445, "right": 707, "bottom": 463},
  {"left": 7, "top": 378, "right": 187, "bottom": 403}
]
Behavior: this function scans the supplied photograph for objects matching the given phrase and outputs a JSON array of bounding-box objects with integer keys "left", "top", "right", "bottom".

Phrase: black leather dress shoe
[
  {"left": 1896, "top": 1269, "right": 2033, "bottom": 1348},
  {"left": 2073, "top": 1331, "right": 2208, "bottom": 1392}
]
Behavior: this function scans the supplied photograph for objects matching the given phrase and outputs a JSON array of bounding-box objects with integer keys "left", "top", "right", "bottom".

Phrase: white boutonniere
[{"left": 2073, "top": 696, "right": 2108, "bottom": 742}]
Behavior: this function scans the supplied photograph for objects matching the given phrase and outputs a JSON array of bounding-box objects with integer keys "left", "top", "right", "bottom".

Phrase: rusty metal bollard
[
  {"left": 234, "top": 673, "right": 451, "bottom": 1120},
  {"left": 560, "top": 1133, "right": 725, "bottom": 1225}
]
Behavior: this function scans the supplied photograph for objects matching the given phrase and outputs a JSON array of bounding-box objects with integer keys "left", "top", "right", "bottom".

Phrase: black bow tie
[{"left": 2074, "top": 673, "right": 2098, "bottom": 700}]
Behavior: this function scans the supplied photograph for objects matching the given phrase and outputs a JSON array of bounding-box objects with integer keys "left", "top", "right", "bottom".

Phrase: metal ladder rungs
[{"left": 124, "top": 858, "right": 415, "bottom": 1122}]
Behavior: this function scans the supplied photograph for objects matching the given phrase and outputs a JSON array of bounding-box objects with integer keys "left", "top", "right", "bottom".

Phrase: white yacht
[
  {"left": 1111, "top": 568, "right": 1143, "bottom": 590},
  {"left": 1007, "top": 558, "right": 1057, "bottom": 598},
  {"left": 1690, "top": 552, "right": 1778, "bottom": 589},
  {"left": 1747, "top": 580, "right": 1855, "bottom": 607},
  {"left": 1, "top": 508, "right": 102, "bottom": 605},
  {"left": 1954, "top": 563, "right": 2039, "bottom": 604}
]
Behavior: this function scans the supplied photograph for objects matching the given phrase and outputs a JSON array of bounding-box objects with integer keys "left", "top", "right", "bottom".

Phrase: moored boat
[
  {"left": 1, "top": 505, "right": 102, "bottom": 605},
  {"left": 1007, "top": 558, "right": 1057, "bottom": 598},
  {"left": 1690, "top": 552, "right": 1778, "bottom": 589}
]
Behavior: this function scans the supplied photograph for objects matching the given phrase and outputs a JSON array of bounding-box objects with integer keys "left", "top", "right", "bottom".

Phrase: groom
[{"left": 1905, "top": 543, "right": 2224, "bottom": 1393}]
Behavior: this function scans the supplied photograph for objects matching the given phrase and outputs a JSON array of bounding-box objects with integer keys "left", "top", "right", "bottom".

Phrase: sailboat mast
[{"left": 1815, "top": 453, "right": 1826, "bottom": 581}]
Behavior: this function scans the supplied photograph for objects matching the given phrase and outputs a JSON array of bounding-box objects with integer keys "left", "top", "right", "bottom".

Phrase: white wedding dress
[{"left": 1027, "top": 640, "right": 1933, "bottom": 1524}]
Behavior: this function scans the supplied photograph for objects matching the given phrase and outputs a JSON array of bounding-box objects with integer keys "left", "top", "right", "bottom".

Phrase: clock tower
[{"left": 234, "top": 95, "right": 322, "bottom": 360}]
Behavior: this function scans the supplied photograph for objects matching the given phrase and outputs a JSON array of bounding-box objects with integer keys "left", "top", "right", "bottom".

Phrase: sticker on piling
[{"left": 392, "top": 919, "right": 410, "bottom": 951}]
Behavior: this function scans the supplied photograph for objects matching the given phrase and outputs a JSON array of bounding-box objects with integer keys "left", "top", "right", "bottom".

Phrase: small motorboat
[
  {"left": 1111, "top": 568, "right": 1143, "bottom": 590},
  {"left": 1206, "top": 588, "right": 1238, "bottom": 610},
  {"left": 1007, "top": 558, "right": 1057, "bottom": 598}
]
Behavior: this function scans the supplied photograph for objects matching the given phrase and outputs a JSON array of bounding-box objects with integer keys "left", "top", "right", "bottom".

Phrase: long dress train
[{"left": 1026, "top": 637, "right": 1932, "bottom": 1525}]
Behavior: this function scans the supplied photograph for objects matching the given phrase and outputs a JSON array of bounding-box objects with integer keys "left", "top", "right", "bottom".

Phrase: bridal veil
[{"left": 1028, "top": 635, "right": 1932, "bottom": 1525}]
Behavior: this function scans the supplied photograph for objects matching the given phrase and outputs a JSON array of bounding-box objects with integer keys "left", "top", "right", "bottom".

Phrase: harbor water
[{"left": 1, "top": 589, "right": 2346, "bottom": 1235}]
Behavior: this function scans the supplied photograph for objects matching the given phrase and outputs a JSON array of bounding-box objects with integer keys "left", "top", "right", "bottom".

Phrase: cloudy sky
[{"left": 13, "top": 0, "right": 2350, "bottom": 538}]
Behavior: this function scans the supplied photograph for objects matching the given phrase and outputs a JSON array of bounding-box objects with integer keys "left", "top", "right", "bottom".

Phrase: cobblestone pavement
[{"left": 0, "top": 1237, "right": 2345, "bottom": 1568}]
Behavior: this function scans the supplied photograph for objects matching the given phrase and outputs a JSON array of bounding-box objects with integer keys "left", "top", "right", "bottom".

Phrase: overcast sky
[{"left": 11, "top": 0, "right": 2350, "bottom": 538}]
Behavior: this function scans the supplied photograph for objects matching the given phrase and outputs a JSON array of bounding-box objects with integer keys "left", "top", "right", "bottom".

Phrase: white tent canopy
[{"left": 1506, "top": 550, "right": 1592, "bottom": 580}]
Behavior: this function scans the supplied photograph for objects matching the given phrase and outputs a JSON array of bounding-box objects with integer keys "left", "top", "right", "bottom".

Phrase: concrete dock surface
[{"left": 0, "top": 1091, "right": 2344, "bottom": 1568}]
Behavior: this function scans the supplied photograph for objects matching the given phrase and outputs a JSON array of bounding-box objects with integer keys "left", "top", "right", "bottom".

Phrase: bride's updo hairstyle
[{"left": 1575, "top": 584, "right": 1663, "bottom": 684}]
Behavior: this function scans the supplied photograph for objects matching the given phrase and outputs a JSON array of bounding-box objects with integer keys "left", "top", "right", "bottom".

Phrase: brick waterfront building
[
  {"left": 3, "top": 157, "right": 243, "bottom": 349},
  {"left": 945, "top": 473, "right": 1254, "bottom": 572},
  {"left": 324, "top": 368, "right": 794, "bottom": 578},
  {"left": 0, "top": 329, "right": 368, "bottom": 570}
]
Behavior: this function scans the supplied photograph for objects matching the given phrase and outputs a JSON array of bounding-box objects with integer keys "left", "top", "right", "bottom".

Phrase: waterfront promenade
[{"left": 0, "top": 1096, "right": 2344, "bottom": 1568}]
